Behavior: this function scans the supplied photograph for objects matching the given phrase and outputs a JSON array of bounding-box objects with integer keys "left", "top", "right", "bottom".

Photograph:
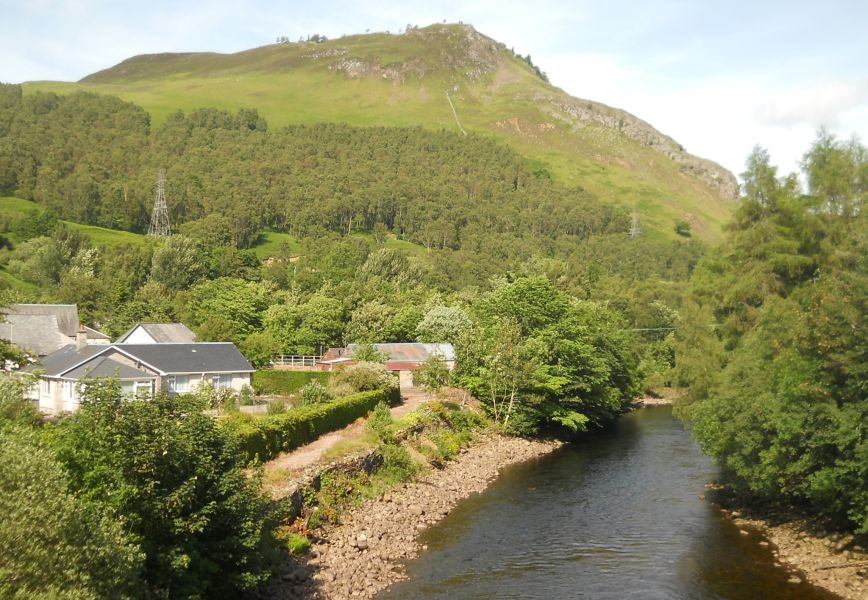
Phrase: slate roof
[
  {"left": 116, "top": 323, "right": 197, "bottom": 343},
  {"left": 84, "top": 326, "right": 111, "bottom": 341},
  {"left": 115, "top": 343, "right": 253, "bottom": 374},
  {"left": 23, "top": 344, "right": 104, "bottom": 376},
  {"left": 0, "top": 304, "right": 110, "bottom": 354},
  {"left": 64, "top": 356, "right": 156, "bottom": 380},
  {"left": 3, "top": 304, "right": 79, "bottom": 336},
  {"left": 0, "top": 314, "right": 66, "bottom": 356},
  {"left": 26, "top": 343, "right": 254, "bottom": 378}
]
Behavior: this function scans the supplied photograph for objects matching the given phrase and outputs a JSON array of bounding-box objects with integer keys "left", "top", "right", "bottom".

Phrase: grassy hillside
[{"left": 24, "top": 24, "right": 736, "bottom": 242}]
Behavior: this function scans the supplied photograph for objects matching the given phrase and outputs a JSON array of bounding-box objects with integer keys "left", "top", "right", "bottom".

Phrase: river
[{"left": 377, "top": 406, "right": 840, "bottom": 600}]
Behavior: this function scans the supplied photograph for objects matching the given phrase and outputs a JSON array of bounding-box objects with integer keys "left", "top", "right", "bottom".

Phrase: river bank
[
  {"left": 711, "top": 487, "right": 868, "bottom": 599},
  {"left": 267, "top": 433, "right": 563, "bottom": 600}
]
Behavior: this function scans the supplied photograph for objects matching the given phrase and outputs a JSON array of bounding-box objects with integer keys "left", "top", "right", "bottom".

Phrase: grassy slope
[{"left": 23, "top": 25, "right": 734, "bottom": 242}]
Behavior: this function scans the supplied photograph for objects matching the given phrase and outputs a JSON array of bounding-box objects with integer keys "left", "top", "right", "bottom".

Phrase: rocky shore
[
  {"left": 712, "top": 490, "right": 867, "bottom": 599},
  {"left": 268, "top": 433, "right": 563, "bottom": 600}
]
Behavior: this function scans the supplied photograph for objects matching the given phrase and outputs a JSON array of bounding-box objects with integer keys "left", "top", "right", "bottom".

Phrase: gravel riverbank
[
  {"left": 267, "top": 433, "right": 563, "bottom": 600},
  {"left": 711, "top": 489, "right": 868, "bottom": 600}
]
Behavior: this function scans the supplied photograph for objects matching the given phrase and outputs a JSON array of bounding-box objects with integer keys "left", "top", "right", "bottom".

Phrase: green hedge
[
  {"left": 224, "top": 388, "right": 400, "bottom": 463},
  {"left": 252, "top": 370, "right": 330, "bottom": 395}
]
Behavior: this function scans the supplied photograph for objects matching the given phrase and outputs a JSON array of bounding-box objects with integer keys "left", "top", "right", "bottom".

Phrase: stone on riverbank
[{"left": 267, "top": 433, "right": 562, "bottom": 599}]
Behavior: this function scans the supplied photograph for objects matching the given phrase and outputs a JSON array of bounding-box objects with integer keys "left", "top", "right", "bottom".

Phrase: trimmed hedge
[
  {"left": 252, "top": 370, "right": 330, "bottom": 395},
  {"left": 224, "top": 388, "right": 401, "bottom": 463}
]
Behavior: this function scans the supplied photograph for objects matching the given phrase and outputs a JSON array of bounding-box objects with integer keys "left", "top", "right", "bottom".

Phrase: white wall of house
[
  {"left": 33, "top": 377, "right": 157, "bottom": 414},
  {"left": 119, "top": 327, "right": 159, "bottom": 344},
  {"left": 163, "top": 372, "right": 251, "bottom": 395},
  {"left": 29, "top": 372, "right": 251, "bottom": 415}
]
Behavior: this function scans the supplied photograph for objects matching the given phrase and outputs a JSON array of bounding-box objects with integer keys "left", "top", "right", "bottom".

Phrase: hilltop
[{"left": 24, "top": 23, "right": 736, "bottom": 241}]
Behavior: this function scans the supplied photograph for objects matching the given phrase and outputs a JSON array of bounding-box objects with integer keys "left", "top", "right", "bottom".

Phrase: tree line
[{"left": 674, "top": 131, "right": 867, "bottom": 534}]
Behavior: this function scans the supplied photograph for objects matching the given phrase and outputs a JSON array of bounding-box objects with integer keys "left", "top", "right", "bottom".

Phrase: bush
[
  {"left": 412, "top": 356, "right": 450, "bottom": 392},
  {"left": 366, "top": 402, "right": 395, "bottom": 444},
  {"left": 51, "top": 380, "right": 279, "bottom": 599},
  {"left": 331, "top": 362, "right": 398, "bottom": 395},
  {"left": 267, "top": 397, "right": 290, "bottom": 415},
  {"left": 283, "top": 532, "right": 311, "bottom": 555},
  {"left": 378, "top": 443, "right": 419, "bottom": 482},
  {"left": 252, "top": 370, "right": 330, "bottom": 395},
  {"left": 224, "top": 387, "right": 401, "bottom": 463},
  {"left": 299, "top": 380, "right": 335, "bottom": 406},
  {"left": 0, "top": 374, "right": 39, "bottom": 427},
  {"left": 0, "top": 427, "right": 144, "bottom": 600}
]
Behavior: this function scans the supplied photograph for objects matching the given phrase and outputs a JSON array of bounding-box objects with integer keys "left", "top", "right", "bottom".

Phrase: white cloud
[{"left": 756, "top": 78, "right": 868, "bottom": 127}]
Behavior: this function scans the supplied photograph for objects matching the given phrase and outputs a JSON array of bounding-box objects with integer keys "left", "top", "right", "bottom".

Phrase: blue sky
[{"left": 2, "top": 0, "right": 867, "bottom": 181}]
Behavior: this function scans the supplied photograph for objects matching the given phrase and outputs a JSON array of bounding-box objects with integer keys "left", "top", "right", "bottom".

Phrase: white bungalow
[{"left": 24, "top": 342, "right": 254, "bottom": 414}]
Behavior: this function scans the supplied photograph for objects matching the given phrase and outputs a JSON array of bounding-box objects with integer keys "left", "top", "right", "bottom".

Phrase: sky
[{"left": 2, "top": 0, "right": 867, "bottom": 182}]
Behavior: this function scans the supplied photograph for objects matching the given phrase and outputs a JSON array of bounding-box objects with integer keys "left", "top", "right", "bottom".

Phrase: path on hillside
[{"left": 263, "top": 387, "right": 430, "bottom": 483}]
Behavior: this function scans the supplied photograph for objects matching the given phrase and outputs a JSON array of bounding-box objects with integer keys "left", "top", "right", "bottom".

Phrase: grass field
[
  {"left": 252, "top": 231, "right": 302, "bottom": 259},
  {"left": 22, "top": 24, "right": 735, "bottom": 243}
]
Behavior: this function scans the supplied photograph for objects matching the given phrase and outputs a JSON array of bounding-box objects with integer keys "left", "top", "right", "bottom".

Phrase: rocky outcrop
[
  {"left": 544, "top": 96, "right": 739, "bottom": 201},
  {"left": 267, "top": 434, "right": 562, "bottom": 600}
]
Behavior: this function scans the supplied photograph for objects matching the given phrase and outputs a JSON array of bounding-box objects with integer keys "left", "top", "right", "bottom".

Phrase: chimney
[{"left": 76, "top": 324, "right": 88, "bottom": 350}]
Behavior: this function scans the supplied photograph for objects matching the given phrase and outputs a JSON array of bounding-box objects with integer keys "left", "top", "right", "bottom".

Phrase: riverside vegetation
[
  {"left": 674, "top": 135, "right": 867, "bottom": 537},
  {"left": 0, "top": 23, "right": 865, "bottom": 598}
]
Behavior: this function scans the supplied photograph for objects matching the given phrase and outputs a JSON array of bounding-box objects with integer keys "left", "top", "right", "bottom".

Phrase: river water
[{"left": 377, "top": 406, "right": 840, "bottom": 600}]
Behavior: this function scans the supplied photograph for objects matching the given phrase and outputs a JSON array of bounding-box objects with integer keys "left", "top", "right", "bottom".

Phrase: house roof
[
  {"left": 116, "top": 323, "right": 197, "bottom": 343},
  {"left": 114, "top": 343, "right": 253, "bottom": 374},
  {"left": 84, "top": 326, "right": 111, "bottom": 341},
  {"left": 65, "top": 356, "right": 156, "bottom": 380},
  {"left": 23, "top": 343, "right": 105, "bottom": 376},
  {"left": 2, "top": 304, "right": 80, "bottom": 336},
  {"left": 26, "top": 343, "right": 254, "bottom": 378},
  {"left": 0, "top": 304, "right": 110, "bottom": 354},
  {"left": 346, "top": 343, "right": 455, "bottom": 364},
  {"left": 0, "top": 314, "right": 66, "bottom": 356}
]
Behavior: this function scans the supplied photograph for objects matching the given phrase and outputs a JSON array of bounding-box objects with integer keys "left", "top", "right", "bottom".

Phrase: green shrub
[
  {"left": 267, "top": 397, "right": 290, "bottom": 415},
  {"left": 238, "top": 384, "right": 256, "bottom": 406},
  {"left": 51, "top": 380, "right": 278, "bottom": 599},
  {"left": 378, "top": 443, "right": 419, "bottom": 483},
  {"left": 252, "top": 370, "right": 330, "bottom": 395},
  {"left": 413, "top": 356, "right": 450, "bottom": 392},
  {"left": 366, "top": 402, "right": 395, "bottom": 444},
  {"left": 224, "top": 387, "right": 401, "bottom": 463},
  {"left": 283, "top": 532, "right": 311, "bottom": 555},
  {"left": 299, "top": 380, "right": 335, "bottom": 406},
  {"left": 0, "top": 426, "right": 144, "bottom": 600},
  {"left": 331, "top": 362, "right": 398, "bottom": 395}
]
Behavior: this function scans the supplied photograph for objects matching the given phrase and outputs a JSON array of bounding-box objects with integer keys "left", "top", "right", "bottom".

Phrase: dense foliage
[
  {"left": 675, "top": 133, "right": 867, "bottom": 533},
  {"left": 0, "top": 84, "right": 624, "bottom": 253},
  {"left": 0, "top": 426, "right": 143, "bottom": 600},
  {"left": 457, "top": 276, "right": 640, "bottom": 435},
  {"left": 51, "top": 381, "right": 279, "bottom": 598}
]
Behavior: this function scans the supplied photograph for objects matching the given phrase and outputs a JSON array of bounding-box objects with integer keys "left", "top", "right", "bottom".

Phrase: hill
[{"left": 24, "top": 23, "right": 736, "bottom": 242}]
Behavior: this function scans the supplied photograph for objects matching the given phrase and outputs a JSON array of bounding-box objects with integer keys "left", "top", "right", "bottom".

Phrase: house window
[
  {"left": 212, "top": 374, "right": 232, "bottom": 389},
  {"left": 168, "top": 375, "right": 190, "bottom": 393},
  {"left": 133, "top": 380, "right": 152, "bottom": 397}
]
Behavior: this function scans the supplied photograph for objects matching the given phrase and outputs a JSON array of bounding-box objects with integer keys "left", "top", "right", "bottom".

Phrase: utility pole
[
  {"left": 628, "top": 210, "right": 642, "bottom": 238},
  {"left": 147, "top": 170, "right": 172, "bottom": 237}
]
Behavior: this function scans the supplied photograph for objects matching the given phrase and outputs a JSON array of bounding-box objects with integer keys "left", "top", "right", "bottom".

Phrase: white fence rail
[{"left": 271, "top": 355, "right": 322, "bottom": 368}]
